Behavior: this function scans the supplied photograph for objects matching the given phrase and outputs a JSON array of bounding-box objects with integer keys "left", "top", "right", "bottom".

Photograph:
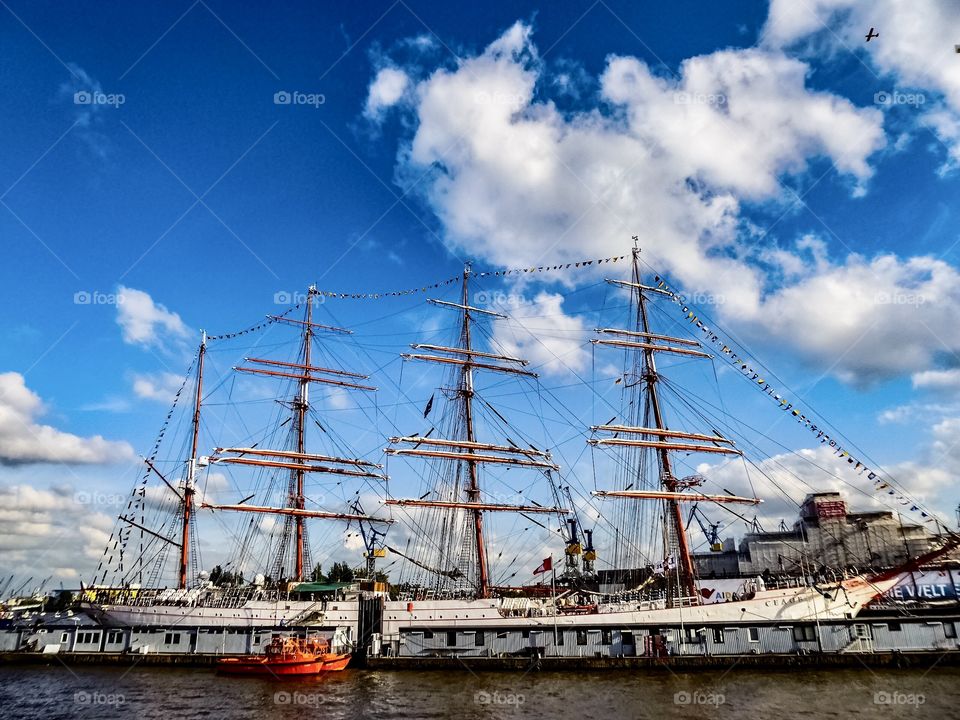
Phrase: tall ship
[
  {"left": 35, "top": 246, "right": 957, "bottom": 660},
  {"left": 83, "top": 292, "right": 391, "bottom": 634}
]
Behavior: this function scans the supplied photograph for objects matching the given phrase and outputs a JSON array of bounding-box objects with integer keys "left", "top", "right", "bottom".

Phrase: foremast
[{"left": 386, "top": 263, "right": 568, "bottom": 598}]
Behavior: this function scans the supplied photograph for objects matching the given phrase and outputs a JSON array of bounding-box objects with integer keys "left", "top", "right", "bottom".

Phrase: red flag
[{"left": 533, "top": 557, "right": 552, "bottom": 575}]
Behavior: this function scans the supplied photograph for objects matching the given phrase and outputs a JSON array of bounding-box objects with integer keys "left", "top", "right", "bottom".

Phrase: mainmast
[
  {"left": 179, "top": 331, "right": 205, "bottom": 590},
  {"left": 635, "top": 262, "right": 696, "bottom": 598},
  {"left": 294, "top": 286, "right": 315, "bottom": 580},
  {"left": 459, "top": 265, "right": 489, "bottom": 596},
  {"left": 590, "top": 246, "right": 755, "bottom": 604},
  {"left": 387, "top": 264, "right": 568, "bottom": 598}
]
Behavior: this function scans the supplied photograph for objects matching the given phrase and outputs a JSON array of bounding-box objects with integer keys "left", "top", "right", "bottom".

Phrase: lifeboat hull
[
  {"left": 217, "top": 652, "right": 352, "bottom": 677},
  {"left": 318, "top": 652, "right": 351, "bottom": 672},
  {"left": 216, "top": 655, "right": 324, "bottom": 677}
]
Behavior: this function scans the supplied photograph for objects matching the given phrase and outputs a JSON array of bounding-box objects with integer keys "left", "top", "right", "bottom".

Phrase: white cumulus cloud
[
  {"left": 0, "top": 372, "right": 133, "bottom": 465},
  {"left": 132, "top": 371, "right": 186, "bottom": 402},
  {"left": 364, "top": 67, "right": 411, "bottom": 120},
  {"left": 764, "top": 0, "right": 960, "bottom": 172},
  {"left": 116, "top": 286, "right": 190, "bottom": 348},
  {"left": 371, "top": 20, "right": 960, "bottom": 385}
]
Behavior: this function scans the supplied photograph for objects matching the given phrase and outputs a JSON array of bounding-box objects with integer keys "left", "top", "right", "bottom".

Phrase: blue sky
[{"left": 2, "top": 1, "right": 960, "bottom": 586}]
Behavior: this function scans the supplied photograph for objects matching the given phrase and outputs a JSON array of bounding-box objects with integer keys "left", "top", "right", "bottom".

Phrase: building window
[
  {"left": 522, "top": 630, "right": 530, "bottom": 639},
  {"left": 945, "top": 623, "right": 957, "bottom": 639},
  {"left": 748, "top": 627, "right": 760, "bottom": 643},
  {"left": 423, "top": 630, "right": 433, "bottom": 639},
  {"left": 576, "top": 629, "right": 587, "bottom": 646},
  {"left": 792, "top": 626, "right": 817, "bottom": 642},
  {"left": 475, "top": 631, "right": 485, "bottom": 647},
  {"left": 601, "top": 629, "right": 612, "bottom": 645},
  {"left": 556, "top": 631, "right": 564, "bottom": 646},
  {"left": 621, "top": 631, "right": 634, "bottom": 647},
  {"left": 164, "top": 632, "right": 181, "bottom": 645},
  {"left": 683, "top": 628, "right": 700, "bottom": 644},
  {"left": 496, "top": 631, "right": 508, "bottom": 639},
  {"left": 888, "top": 622, "right": 902, "bottom": 632},
  {"left": 61, "top": 633, "right": 69, "bottom": 643},
  {"left": 446, "top": 631, "right": 457, "bottom": 647},
  {"left": 712, "top": 628, "right": 725, "bottom": 644}
]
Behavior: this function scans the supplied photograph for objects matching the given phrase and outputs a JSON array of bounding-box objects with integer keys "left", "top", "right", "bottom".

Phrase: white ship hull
[
  {"left": 89, "top": 599, "right": 358, "bottom": 628},
  {"left": 90, "top": 574, "right": 896, "bottom": 634},
  {"left": 381, "top": 575, "right": 898, "bottom": 635}
]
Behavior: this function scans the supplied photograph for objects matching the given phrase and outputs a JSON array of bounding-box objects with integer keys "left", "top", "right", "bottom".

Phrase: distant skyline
[{"left": 2, "top": 1, "right": 960, "bottom": 586}]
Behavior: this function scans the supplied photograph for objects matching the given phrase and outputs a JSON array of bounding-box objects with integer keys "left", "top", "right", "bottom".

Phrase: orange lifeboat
[{"left": 216, "top": 635, "right": 351, "bottom": 677}]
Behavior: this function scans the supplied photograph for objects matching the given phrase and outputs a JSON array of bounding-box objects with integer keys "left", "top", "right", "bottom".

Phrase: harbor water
[{"left": 1, "top": 665, "right": 957, "bottom": 719}]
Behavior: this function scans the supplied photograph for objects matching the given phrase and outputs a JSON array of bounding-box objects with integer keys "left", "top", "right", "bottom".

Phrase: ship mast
[
  {"left": 387, "top": 264, "right": 569, "bottom": 598},
  {"left": 179, "top": 331, "right": 205, "bottom": 590},
  {"left": 634, "top": 266, "right": 696, "bottom": 597},
  {"left": 590, "top": 245, "right": 756, "bottom": 604},
  {"left": 204, "top": 288, "right": 392, "bottom": 583},
  {"left": 460, "top": 265, "right": 489, "bottom": 596},
  {"left": 294, "top": 287, "right": 315, "bottom": 580}
]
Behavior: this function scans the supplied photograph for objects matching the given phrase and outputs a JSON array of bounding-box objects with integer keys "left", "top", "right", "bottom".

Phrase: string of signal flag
[{"left": 652, "top": 275, "right": 937, "bottom": 525}]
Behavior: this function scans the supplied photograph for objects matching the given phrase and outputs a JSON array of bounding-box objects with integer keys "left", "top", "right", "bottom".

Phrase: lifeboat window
[
  {"left": 576, "top": 629, "right": 587, "bottom": 646},
  {"left": 621, "top": 631, "right": 634, "bottom": 646},
  {"left": 601, "top": 629, "right": 612, "bottom": 645},
  {"left": 888, "top": 622, "right": 902, "bottom": 632},
  {"left": 557, "top": 631, "right": 564, "bottom": 646},
  {"left": 164, "top": 632, "right": 181, "bottom": 645},
  {"left": 712, "top": 628, "right": 725, "bottom": 643},
  {"left": 423, "top": 630, "right": 433, "bottom": 639},
  {"left": 946, "top": 623, "right": 957, "bottom": 639},
  {"left": 792, "top": 626, "right": 817, "bottom": 642},
  {"left": 747, "top": 627, "right": 760, "bottom": 642},
  {"left": 61, "top": 633, "right": 69, "bottom": 643},
  {"left": 475, "top": 632, "right": 485, "bottom": 646},
  {"left": 446, "top": 631, "right": 457, "bottom": 647},
  {"left": 522, "top": 630, "right": 530, "bottom": 639}
]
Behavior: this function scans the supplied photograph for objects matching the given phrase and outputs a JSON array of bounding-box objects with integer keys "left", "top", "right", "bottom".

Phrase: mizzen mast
[
  {"left": 179, "top": 331, "right": 205, "bottom": 590},
  {"left": 207, "top": 287, "right": 388, "bottom": 582}
]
